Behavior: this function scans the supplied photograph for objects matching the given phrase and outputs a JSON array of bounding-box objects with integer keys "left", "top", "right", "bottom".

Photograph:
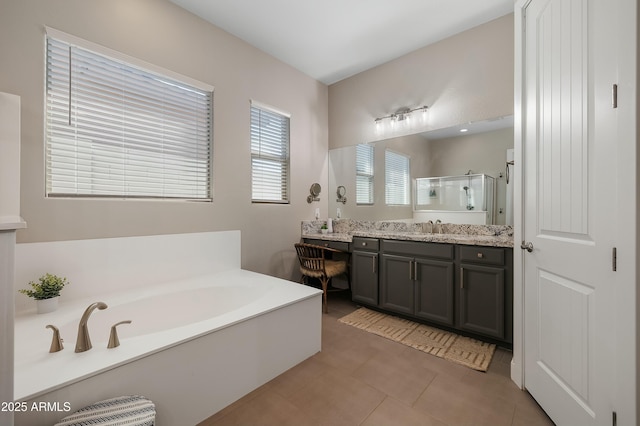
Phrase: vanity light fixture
[{"left": 374, "top": 105, "right": 428, "bottom": 125}]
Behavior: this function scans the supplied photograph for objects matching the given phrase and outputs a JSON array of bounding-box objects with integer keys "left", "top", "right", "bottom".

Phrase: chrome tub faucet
[{"left": 75, "top": 302, "right": 108, "bottom": 353}]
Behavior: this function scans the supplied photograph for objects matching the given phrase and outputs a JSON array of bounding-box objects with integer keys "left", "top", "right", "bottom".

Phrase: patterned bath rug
[{"left": 339, "top": 307, "right": 496, "bottom": 372}]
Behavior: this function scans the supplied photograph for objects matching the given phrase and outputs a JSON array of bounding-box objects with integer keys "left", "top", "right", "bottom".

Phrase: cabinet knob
[
  {"left": 477, "top": 252, "right": 484, "bottom": 258},
  {"left": 362, "top": 242, "right": 367, "bottom": 246}
]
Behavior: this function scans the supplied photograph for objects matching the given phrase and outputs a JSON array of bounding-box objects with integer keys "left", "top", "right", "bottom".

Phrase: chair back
[{"left": 294, "top": 243, "right": 326, "bottom": 274}]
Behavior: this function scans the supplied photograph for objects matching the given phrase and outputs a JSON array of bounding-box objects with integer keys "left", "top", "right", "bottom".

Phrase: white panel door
[{"left": 522, "top": 0, "right": 618, "bottom": 424}]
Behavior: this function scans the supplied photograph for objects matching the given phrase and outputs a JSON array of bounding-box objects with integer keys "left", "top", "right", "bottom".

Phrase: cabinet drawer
[
  {"left": 381, "top": 240, "right": 453, "bottom": 260},
  {"left": 459, "top": 245, "right": 505, "bottom": 266},
  {"left": 304, "top": 239, "right": 350, "bottom": 252},
  {"left": 353, "top": 237, "right": 379, "bottom": 251}
]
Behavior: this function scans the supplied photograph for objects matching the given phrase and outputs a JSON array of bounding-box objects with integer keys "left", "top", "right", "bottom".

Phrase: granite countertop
[{"left": 301, "top": 219, "right": 514, "bottom": 248}]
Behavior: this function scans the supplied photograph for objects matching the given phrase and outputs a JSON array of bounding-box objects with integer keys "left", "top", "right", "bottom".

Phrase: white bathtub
[{"left": 13, "top": 232, "right": 322, "bottom": 425}]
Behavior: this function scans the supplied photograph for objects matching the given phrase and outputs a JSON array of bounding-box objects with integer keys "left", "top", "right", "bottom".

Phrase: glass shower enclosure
[{"left": 414, "top": 174, "right": 496, "bottom": 224}]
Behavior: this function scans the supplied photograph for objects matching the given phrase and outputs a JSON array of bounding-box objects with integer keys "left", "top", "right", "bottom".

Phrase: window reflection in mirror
[{"left": 355, "top": 144, "right": 374, "bottom": 205}]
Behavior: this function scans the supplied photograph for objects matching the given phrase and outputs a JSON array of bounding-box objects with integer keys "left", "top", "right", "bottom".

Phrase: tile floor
[{"left": 199, "top": 292, "right": 554, "bottom": 426}]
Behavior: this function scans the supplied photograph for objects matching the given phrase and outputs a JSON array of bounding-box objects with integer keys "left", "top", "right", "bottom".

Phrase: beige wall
[
  {"left": 0, "top": 1, "right": 514, "bottom": 280},
  {"left": 0, "top": 0, "right": 328, "bottom": 279},
  {"left": 328, "top": 14, "right": 514, "bottom": 149}
]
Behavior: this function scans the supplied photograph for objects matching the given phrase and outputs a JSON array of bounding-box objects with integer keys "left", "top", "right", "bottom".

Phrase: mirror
[
  {"left": 307, "top": 183, "right": 321, "bottom": 203},
  {"left": 328, "top": 116, "right": 514, "bottom": 225},
  {"left": 310, "top": 183, "right": 321, "bottom": 197},
  {"left": 336, "top": 186, "right": 347, "bottom": 204}
]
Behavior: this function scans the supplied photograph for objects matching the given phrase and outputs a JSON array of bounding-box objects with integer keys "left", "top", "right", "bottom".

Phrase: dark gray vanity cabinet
[
  {"left": 457, "top": 245, "right": 513, "bottom": 343},
  {"left": 307, "top": 234, "right": 513, "bottom": 346},
  {"left": 379, "top": 253, "right": 414, "bottom": 315},
  {"left": 380, "top": 240, "right": 455, "bottom": 326},
  {"left": 351, "top": 237, "right": 379, "bottom": 306},
  {"left": 414, "top": 257, "right": 455, "bottom": 326}
]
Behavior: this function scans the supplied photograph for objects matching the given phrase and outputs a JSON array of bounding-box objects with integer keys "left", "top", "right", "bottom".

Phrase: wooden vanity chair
[{"left": 294, "top": 243, "right": 348, "bottom": 313}]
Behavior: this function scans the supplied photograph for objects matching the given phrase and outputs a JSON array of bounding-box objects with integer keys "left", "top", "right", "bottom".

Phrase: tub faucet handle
[
  {"left": 46, "top": 324, "right": 64, "bottom": 353},
  {"left": 108, "top": 320, "right": 132, "bottom": 349}
]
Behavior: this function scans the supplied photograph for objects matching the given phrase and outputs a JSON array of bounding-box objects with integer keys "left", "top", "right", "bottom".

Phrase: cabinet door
[
  {"left": 351, "top": 250, "right": 378, "bottom": 306},
  {"left": 458, "top": 263, "right": 505, "bottom": 339},
  {"left": 414, "top": 258, "right": 454, "bottom": 326},
  {"left": 380, "top": 254, "right": 414, "bottom": 315}
]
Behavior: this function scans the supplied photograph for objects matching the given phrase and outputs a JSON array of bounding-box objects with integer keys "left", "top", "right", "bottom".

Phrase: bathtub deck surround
[
  {"left": 301, "top": 218, "right": 514, "bottom": 247},
  {"left": 13, "top": 231, "right": 322, "bottom": 426}
]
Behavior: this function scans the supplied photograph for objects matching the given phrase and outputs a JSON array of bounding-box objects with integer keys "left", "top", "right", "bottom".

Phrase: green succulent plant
[{"left": 19, "top": 273, "right": 68, "bottom": 300}]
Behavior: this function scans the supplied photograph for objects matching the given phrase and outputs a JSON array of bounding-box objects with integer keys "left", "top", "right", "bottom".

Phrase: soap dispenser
[{"left": 327, "top": 218, "right": 333, "bottom": 233}]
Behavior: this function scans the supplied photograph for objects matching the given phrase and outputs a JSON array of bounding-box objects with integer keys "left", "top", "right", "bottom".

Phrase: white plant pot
[{"left": 36, "top": 297, "right": 59, "bottom": 314}]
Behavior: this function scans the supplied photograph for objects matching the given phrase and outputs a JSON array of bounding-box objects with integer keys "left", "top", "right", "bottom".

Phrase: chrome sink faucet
[
  {"left": 424, "top": 220, "right": 434, "bottom": 234},
  {"left": 75, "top": 302, "right": 108, "bottom": 353}
]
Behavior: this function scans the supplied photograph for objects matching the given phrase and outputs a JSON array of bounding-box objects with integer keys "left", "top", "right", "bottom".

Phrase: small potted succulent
[
  {"left": 320, "top": 222, "right": 329, "bottom": 234},
  {"left": 19, "top": 273, "right": 69, "bottom": 314}
]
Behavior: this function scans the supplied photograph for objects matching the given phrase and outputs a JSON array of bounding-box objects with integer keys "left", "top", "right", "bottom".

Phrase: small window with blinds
[
  {"left": 250, "top": 101, "right": 290, "bottom": 203},
  {"left": 45, "top": 31, "right": 213, "bottom": 200},
  {"left": 356, "top": 144, "right": 374, "bottom": 205},
  {"left": 385, "top": 149, "right": 410, "bottom": 205}
]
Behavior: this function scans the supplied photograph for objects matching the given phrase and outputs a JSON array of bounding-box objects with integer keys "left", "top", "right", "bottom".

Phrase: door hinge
[
  {"left": 612, "top": 411, "right": 617, "bottom": 426},
  {"left": 612, "top": 247, "right": 617, "bottom": 271},
  {"left": 612, "top": 84, "right": 618, "bottom": 108}
]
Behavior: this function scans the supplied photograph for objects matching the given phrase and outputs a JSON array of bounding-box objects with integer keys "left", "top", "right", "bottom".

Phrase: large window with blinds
[
  {"left": 385, "top": 149, "right": 410, "bottom": 205},
  {"left": 250, "top": 101, "right": 290, "bottom": 203},
  {"left": 356, "top": 144, "right": 374, "bottom": 205},
  {"left": 45, "top": 30, "right": 213, "bottom": 200}
]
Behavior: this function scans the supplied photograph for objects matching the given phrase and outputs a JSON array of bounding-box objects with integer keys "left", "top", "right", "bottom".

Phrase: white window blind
[
  {"left": 45, "top": 33, "right": 213, "bottom": 200},
  {"left": 251, "top": 101, "right": 290, "bottom": 203},
  {"left": 356, "top": 144, "right": 374, "bottom": 204},
  {"left": 385, "top": 150, "right": 410, "bottom": 205}
]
